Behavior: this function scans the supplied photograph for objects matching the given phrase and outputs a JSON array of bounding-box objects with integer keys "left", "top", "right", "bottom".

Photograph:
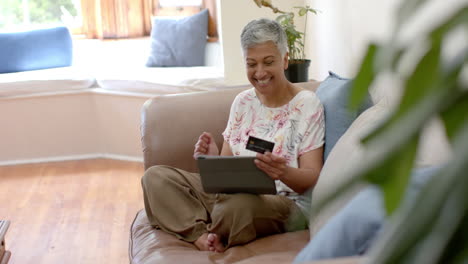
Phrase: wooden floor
[{"left": 0, "top": 159, "right": 144, "bottom": 264}]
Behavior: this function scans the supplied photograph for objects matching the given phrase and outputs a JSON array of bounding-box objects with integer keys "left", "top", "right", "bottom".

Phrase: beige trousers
[{"left": 141, "top": 165, "right": 307, "bottom": 248}]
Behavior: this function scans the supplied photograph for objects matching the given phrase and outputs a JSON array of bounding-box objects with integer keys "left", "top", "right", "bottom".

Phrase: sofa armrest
[{"left": 141, "top": 87, "right": 247, "bottom": 172}]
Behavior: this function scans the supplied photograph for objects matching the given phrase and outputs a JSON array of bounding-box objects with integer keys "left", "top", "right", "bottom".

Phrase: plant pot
[{"left": 284, "top": 59, "right": 311, "bottom": 83}]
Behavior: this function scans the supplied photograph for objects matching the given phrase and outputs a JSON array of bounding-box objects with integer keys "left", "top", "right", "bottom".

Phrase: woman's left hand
[{"left": 254, "top": 152, "right": 288, "bottom": 180}]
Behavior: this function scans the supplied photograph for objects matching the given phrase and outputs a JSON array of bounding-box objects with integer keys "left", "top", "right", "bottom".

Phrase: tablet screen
[{"left": 197, "top": 155, "right": 277, "bottom": 195}]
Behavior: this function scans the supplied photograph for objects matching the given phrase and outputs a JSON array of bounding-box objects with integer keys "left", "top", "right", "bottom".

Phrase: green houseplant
[
  {"left": 313, "top": 1, "right": 468, "bottom": 263},
  {"left": 253, "top": 0, "right": 317, "bottom": 83}
]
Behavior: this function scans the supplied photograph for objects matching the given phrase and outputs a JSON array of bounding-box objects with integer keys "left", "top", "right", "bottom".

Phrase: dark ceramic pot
[{"left": 284, "top": 59, "right": 311, "bottom": 83}]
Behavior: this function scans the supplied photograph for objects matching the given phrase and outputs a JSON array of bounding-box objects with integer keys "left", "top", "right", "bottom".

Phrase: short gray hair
[{"left": 240, "top": 18, "right": 288, "bottom": 57}]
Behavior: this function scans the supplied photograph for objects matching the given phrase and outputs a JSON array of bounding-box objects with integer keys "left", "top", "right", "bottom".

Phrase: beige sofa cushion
[
  {"left": 309, "top": 101, "right": 390, "bottom": 236},
  {"left": 415, "top": 117, "right": 452, "bottom": 166},
  {"left": 129, "top": 209, "right": 310, "bottom": 264}
]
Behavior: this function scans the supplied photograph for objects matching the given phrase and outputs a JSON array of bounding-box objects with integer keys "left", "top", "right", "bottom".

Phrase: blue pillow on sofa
[
  {"left": 0, "top": 26, "right": 72, "bottom": 74},
  {"left": 293, "top": 166, "right": 441, "bottom": 263},
  {"left": 316, "top": 71, "right": 373, "bottom": 160},
  {"left": 146, "top": 9, "right": 208, "bottom": 67}
]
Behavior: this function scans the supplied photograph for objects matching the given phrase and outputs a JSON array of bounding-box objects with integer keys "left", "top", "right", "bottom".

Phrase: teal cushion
[
  {"left": 316, "top": 71, "right": 373, "bottom": 160},
  {"left": 0, "top": 27, "right": 72, "bottom": 74},
  {"left": 146, "top": 9, "right": 208, "bottom": 67},
  {"left": 294, "top": 166, "right": 441, "bottom": 263}
]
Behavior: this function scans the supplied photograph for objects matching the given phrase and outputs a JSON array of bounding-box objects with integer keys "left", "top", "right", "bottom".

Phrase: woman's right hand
[{"left": 194, "top": 132, "right": 219, "bottom": 159}]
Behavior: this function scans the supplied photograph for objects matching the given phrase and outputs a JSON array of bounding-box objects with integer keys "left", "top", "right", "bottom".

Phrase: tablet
[{"left": 196, "top": 155, "right": 277, "bottom": 195}]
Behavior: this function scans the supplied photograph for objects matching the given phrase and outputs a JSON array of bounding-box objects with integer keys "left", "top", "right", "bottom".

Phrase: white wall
[
  {"left": 0, "top": 91, "right": 148, "bottom": 165},
  {"left": 304, "top": 0, "right": 397, "bottom": 80},
  {"left": 218, "top": 0, "right": 306, "bottom": 85},
  {"left": 303, "top": 0, "right": 466, "bottom": 80}
]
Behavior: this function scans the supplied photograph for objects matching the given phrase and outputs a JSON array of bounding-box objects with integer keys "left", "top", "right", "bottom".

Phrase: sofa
[{"left": 129, "top": 76, "right": 452, "bottom": 263}]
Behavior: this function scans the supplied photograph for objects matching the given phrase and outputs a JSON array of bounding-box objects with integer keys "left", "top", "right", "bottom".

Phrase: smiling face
[{"left": 245, "top": 41, "right": 289, "bottom": 95}]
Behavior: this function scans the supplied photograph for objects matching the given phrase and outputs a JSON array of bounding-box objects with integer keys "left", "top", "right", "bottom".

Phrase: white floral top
[{"left": 222, "top": 88, "right": 325, "bottom": 197}]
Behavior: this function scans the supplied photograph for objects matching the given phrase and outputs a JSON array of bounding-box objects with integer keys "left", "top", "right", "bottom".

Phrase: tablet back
[{"left": 197, "top": 156, "right": 277, "bottom": 195}]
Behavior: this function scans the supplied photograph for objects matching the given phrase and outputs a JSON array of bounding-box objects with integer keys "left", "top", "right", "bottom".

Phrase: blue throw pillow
[
  {"left": 146, "top": 9, "right": 208, "bottom": 67},
  {"left": 294, "top": 166, "right": 441, "bottom": 263},
  {"left": 316, "top": 71, "right": 373, "bottom": 160},
  {"left": 0, "top": 27, "right": 72, "bottom": 74},
  {"left": 295, "top": 187, "right": 385, "bottom": 262}
]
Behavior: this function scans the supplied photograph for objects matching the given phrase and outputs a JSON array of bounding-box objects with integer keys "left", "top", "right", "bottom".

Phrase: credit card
[{"left": 246, "top": 136, "right": 275, "bottom": 154}]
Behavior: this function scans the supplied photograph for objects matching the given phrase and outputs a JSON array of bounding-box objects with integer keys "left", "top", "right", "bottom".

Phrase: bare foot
[
  {"left": 194, "top": 233, "right": 210, "bottom": 251},
  {"left": 194, "top": 233, "right": 225, "bottom": 253},
  {"left": 208, "top": 233, "right": 225, "bottom": 253}
]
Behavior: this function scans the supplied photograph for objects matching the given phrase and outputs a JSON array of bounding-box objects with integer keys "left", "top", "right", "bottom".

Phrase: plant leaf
[
  {"left": 365, "top": 136, "right": 419, "bottom": 214},
  {"left": 441, "top": 90, "right": 468, "bottom": 141},
  {"left": 399, "top": 43, "right": 441, "bottom": 111},
  {"left": 377, "top": 6, "right": 468, "bottom": 143},
  {"left": 395, "top": 0, "right": 429, "bottom": 31},
  {"left": 298, "top": 7, "right": 307, "bottom": 16},
  {"left": 294, "top": 6, "right": 318, "bottom": 16},
  {"left": 306, "top": 7, "right": 318, "bottom": 15},
  {"left": 432, "top": 45, "right": 467, "bottom": 141},
  {"left": 362, "top": 42, "right": 442, "bottom": 144},
  {"left": 253, "top": 0, "right": 262, "bottom": 8},
  {"left": 434, "top": 213, "right": 468, "bottom": 264},
  {"left": 430, "top": 6, "right": 468, "bottom": 44},
  {"left": 349, "top": 43, "right": 378, "bottom": 111},
  {"left": 364, "top": 123, "right": 468, "bottom": 264},
  {"left": 375, "top": 42, "right": 406, "bottom": 72}
]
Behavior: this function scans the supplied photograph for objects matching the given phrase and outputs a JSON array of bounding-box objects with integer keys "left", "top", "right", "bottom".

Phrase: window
[
  {"left": 158, "top": 0, "right": 202, "bottom": 6},
  {"left": 0, "top": 0, "right": 83, "bottom": 32},
  {"left": 153, "top": 0, "right": 203, "bottom": 17},
  {"left": 1, "top": 0, "right": 218, "bottom": 39}
]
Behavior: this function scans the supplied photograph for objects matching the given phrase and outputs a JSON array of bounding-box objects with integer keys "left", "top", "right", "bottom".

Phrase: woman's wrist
[{"left": 278, "top": 166, "right": 292, "bottom": 181}]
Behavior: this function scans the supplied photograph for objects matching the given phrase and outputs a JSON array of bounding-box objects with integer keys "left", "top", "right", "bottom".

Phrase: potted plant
[{"left": 253, "top": 0, "right": 317, "bottom": 83}]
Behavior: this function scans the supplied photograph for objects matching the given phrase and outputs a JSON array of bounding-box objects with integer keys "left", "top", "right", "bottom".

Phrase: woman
[{"left": 141, "top": 18, "right": 325, "bottom": 253}]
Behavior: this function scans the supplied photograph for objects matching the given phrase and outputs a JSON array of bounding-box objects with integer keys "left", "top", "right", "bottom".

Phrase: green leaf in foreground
[
  {"left": 349, "top": 43, "right": 377, "bottom": 111},
  {"left": 430, "top": 7, "right": 468, "bottom": 44},
  {"left": 441, "top": 90, "right": 468, "bottom": 141},
  {"left": 364, "top": 123, "right": 468, "bottom": 264},
  {"left": 438, "top": 213, "right": 468, "bottom": 263},
  {"left": 365, "top": 136, "right": 419, "bottom": 214},
  {"left": 361, "top": 42, "right": 442, "bottom": 144},
  {"left": 395, "top": 0, "right": 429, "bottom": 31}
]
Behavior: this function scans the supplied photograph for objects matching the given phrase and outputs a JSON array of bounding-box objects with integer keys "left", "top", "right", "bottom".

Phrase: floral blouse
[{"left": 222, "top": 88, "right": 325, "bottom": 195}]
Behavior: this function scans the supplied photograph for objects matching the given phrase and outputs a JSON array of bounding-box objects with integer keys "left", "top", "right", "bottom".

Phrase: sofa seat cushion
[
  {"left": 129, "top": 209, "right": 309, "bottom": 264},
  {"left": 0, "top": 66, "right": 95, "bottom": 98}
]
